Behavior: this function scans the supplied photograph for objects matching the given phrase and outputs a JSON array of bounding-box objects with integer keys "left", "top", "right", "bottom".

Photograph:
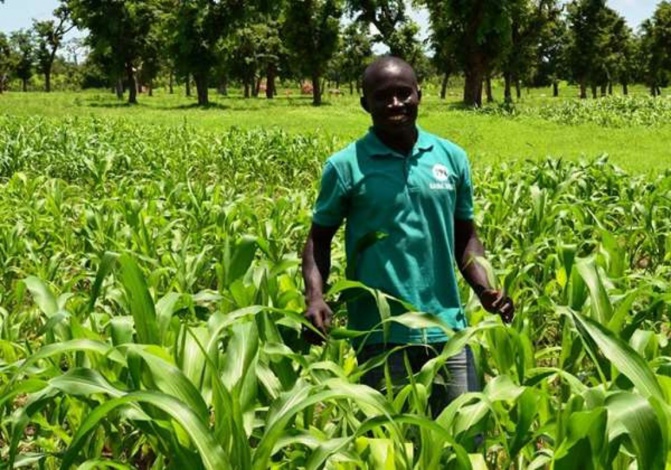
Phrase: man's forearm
[
  {"left": 454, "top": 220, "right": 493, "bottom": 293},
  {"left": 458, "top": 237, "right": 492, "bottom": 293},
  {"left": 302, "top": 224, "right": 338, "bottom": 303},
  {"left": 302, "top": 237, "right": 331, "bottom": 302}
]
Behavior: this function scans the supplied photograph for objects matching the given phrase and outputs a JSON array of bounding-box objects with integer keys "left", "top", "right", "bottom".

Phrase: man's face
[{"left": 362, "top": 63, "right": 420, "bottom": 134}]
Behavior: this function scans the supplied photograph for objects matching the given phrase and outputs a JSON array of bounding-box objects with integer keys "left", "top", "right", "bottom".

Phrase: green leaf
[
  {"left": 87, "top": 251, "right": 119, "bottom": 313},
  {"left": 605, "top": 391, "right": 665, "bottom": 470},
  {"left": 566, "top": 308, "right": 665, "bottom": 402},
  {"left": 60, "top": 391, "right": 231, "bottom": 470},
  {"left": 575, "top": 257, "right": 613, "bottom": 325},
  {"left": 23, "top": 276, "right": 58, "bottom": 317},
  {"left": 118, "top": 254, "right": 160, "bottom": 345}
]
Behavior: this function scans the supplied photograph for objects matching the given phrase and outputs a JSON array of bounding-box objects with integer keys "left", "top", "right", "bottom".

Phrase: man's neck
[{"left": 373, "top": 126, "right": 418, "bottom": 156}]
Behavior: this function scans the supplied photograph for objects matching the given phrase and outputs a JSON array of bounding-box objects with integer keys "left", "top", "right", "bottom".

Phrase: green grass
[{"left": 1, "top": 85, "right": 670, "bottom": 173}]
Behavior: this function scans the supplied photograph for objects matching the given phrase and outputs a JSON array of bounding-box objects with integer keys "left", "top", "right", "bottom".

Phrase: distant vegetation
[{"left": 0, "top": 0, "right": 671, "bottom": 107}]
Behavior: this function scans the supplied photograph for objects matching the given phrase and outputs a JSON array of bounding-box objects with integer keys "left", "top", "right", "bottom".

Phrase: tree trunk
[
  {"left": 656, "top": 86, "right": 661, "bottom": 96},
  {"left": 515, "top": 80, "right": 521, "bottom": 100},
  {"left": 312, "top": 71, "right": 322, "bottom": 106},
  {"left": 218, "top": 76, "right": 228, "bottom": 96},
  {"left": 600, "top": 83, "right": 607, "bottom": 97},
  {"left": 244, "top": 81, "right": 250, "bottom": 98},
  {"left": 579, "top": 80, "right": 587, "bottom": 99},
  {"left": 148, "top": 79, "right": 153, "bottom": 97},
  {"left": 463, "top": 54, "right": 486, "bottom": 107},
  {"left": 349, "top": 81, "right": 354, "bottom": 95},
  {"left": 608, "top": 82, "right": 613, "bottom": 95},
  {"left": 22, "top": 78, "right": 27, "bottom": 92},
  {"left": 440, "top": 72, "right": 449, "bottom": 100},
  {"left": 116, "top": 78, "right": 124, "bottom": 99},
  {"left": 504, "top": 72, "right": 512, "bottom": 103},
  {"left": 45, "top": 71, "right": 51, "bottom": 93},
  {"left": 622, "top": 82, "right": 628, "bottom": 95},
  {"left": 266, "top": 65, "right": 276, "bottom": 99},
  {"left": 185, "top": 73, "right": 191, "bottom": 97},
  {"left": 194, "top": 72, "right": 209, "bottom": 106},
  {"left": 126, "top": 64, "right": 138, "bottom": 104},
  {"left": 591, "top": 84, "right": 597, "bottom": 99},
  {"left": 254, "top": 76, "right": 262, "bottom": 98},
  {"left": 553, "top": 81, "right": 559, "bottom": 97},
  {"left": 169, "top": 70, "right": 174, "bottom": 94},
  {"left": 485, "top": 74, "right": 493, "bottom": 103}
]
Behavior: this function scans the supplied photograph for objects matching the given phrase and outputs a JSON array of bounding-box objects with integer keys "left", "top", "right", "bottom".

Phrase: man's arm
[
  {"left": 301, "top": 222, "right": 340, "bottom": 343},
  {"left": 454, "top": 218, "right": 514, "bottom": 323}
]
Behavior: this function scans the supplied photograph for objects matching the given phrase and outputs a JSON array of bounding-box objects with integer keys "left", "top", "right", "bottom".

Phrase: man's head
[{"left": 361, "top": 56, "right": 421, "bottom": 135}]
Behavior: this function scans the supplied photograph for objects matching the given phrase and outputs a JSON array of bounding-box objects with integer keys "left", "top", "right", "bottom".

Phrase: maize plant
[{"left": 0, "top": 116, "right": 670, "bottom": 469}]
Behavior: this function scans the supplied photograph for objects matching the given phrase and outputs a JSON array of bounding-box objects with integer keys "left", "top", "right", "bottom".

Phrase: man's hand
[
  {"left": 478, "top": 289, "right": 515, "bottom": 324},
  {"left": 303, "top": 298, "right": 333, "bottom": 345}
]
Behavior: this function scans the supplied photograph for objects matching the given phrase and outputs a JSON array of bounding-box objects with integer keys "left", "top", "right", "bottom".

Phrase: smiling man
[{"left": 301, "top": 56, "right": 513, "bottom": 417}]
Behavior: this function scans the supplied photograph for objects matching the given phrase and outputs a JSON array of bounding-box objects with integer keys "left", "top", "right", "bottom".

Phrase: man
[{"left": 301, "top": 56, "right": 513, "bottom": 416}]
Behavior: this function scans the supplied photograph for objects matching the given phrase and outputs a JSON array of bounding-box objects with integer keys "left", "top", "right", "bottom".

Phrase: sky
[{"left": 0, "top": 0, "right": 661, "bottom": 38}]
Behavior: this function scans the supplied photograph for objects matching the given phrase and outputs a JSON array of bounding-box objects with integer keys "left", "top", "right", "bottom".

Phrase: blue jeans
[{"left": 357, "top": 343, "right": 479, "bottom": 419}]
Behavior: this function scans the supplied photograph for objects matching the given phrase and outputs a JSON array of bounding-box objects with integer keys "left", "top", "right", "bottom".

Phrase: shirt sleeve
[
  {"left": 455, "top": 153, "right": 475, "bottom": 221},
  {"left": 312, "top": 161, "right": 349, "bottom": 227}
]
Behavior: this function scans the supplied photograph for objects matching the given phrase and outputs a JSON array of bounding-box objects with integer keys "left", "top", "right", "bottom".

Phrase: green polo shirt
[{"left": 312, "top": 127, "right": 474, "bottom": 345}]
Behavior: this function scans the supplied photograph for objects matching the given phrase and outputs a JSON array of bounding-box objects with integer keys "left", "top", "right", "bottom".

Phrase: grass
[{"left": 1, "top": 83, "right": 670, "bottom": 173}]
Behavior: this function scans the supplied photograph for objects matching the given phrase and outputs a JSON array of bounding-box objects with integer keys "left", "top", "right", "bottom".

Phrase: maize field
[{"left": 0, "top": 114, "right": 670, "bottom": 469}]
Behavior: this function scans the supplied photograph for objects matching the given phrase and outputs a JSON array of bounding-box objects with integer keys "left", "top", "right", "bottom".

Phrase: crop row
[{"left": 0, "top": 117, "right": 670, "bottom": 468}]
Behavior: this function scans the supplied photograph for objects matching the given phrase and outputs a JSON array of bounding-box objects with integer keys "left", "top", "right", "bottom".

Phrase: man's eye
[{"left": 398, "top": 89, "right": 412, "bottom": 99}]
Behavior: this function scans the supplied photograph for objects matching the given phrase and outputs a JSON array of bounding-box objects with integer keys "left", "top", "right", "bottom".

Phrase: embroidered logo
[
  {"left": 430, "top": 164, "right": 454, "bottom": 190},
  {"left": 432, "top": 164, "right": 449, "bottom": 181}
]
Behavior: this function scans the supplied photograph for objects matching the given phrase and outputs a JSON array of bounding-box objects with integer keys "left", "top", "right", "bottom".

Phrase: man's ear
[{"left": 360, "top": 95, "right": 369, "bottom": 112}]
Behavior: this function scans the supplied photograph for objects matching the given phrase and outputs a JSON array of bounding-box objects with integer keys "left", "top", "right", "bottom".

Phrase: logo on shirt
[{"left": 430, "top": 164, "right": 454, "bottom": 190}]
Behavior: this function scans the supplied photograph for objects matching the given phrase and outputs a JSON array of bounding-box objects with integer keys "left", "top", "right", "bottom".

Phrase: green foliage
[
  {"left": 32, "top": 4, "right": 73, "bottom": 92},
  {"left": 1, "top": 114, "right": 671, "bottom": 467},
  {"left": 9, "top": 29, "right": 35, "bottom": 91},
  {"left": 346, "top": 0, "right": 422, "bottom": 64},
  {"left": 283, "top": 0, "right": 343, "bottom": 105},
  {"left": 68, "top": 0, "right": 165, "bottom": 103},
  {"left": 535, "top": 94, "right": 671, "bottom": 127},
  {"left": 640, "top": 1, "right": 671, "bottom": 94}
]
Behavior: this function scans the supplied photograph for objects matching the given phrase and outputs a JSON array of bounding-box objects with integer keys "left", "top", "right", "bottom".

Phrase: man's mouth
[{"left": 387, "top": 114, "right": 408, "bottom": 122}]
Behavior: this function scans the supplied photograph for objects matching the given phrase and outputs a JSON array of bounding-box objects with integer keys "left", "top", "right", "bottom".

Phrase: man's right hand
[{"left": 303, "top": 298, "right": 333, "bottom": 345}]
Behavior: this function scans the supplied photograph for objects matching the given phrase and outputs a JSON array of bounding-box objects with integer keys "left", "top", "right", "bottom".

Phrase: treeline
[{"left": 0, "top": 0, "right": 670, "bottom": 106}]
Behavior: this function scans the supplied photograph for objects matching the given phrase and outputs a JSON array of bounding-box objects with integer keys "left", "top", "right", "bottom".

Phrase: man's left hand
[{"left": 478, "top": 289, "right": 515, "bottom": 323}]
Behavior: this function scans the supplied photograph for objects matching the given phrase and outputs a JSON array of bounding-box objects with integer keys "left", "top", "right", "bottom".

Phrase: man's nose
[{"left": 388, "top": 95, "right": 403, "bottom": 107}]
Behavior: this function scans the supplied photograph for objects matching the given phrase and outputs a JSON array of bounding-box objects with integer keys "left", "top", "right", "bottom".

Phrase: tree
[
  {"left": 331, "top": 22, "right": 373, "bottom": 94},
  {"left": 284, "top": 0, "right": 343, "bottom": 106},
  {"left": 566, "top": 0, "right": 627, "bottom": 99},
  {"left": 0, "top": 33, "right": 11, "bottom": 93},
  {"left": 601, "top": 10, "right": 633, "bottom": 95},
  {"left": 500, "top": 0, "right": 560, "bottom": 102},
  {"left": 33, "top": 5, "right": 74, "bottom": 92},
  {"left": 346, "top": 0, "right": 420, "bottom": 61},
  {"left": 68, "top": 0, "right": 165, "bottom": 104},
  {"left": 421, "top": 0, "right": 522, "bottom": 107},
  {"left": 534, "top": 8, "right": 568, "bottom": 96},
  {"left": 640, "top": 1, "right": 671, "bottom": 96},
  {"left": 10, "top": 30, "right": 34, "bottom": 92},
  {"left": 170, "top": 0, "right": 260, "bottom": 106}
]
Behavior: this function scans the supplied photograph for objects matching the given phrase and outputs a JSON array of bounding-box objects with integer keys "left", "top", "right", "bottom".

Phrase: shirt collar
[{"left": 363, "top": 126, "right": 434, "bottom": 159}]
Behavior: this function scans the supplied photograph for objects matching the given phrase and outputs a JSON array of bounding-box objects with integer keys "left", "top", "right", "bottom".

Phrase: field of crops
[{"left": 1, "top": 101, "right": 671, "bottom": 469}]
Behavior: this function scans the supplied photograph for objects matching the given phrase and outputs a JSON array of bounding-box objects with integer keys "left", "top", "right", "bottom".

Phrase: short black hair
[{"left": 362, "top": 56, "right": 418, "bottom": 96}]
